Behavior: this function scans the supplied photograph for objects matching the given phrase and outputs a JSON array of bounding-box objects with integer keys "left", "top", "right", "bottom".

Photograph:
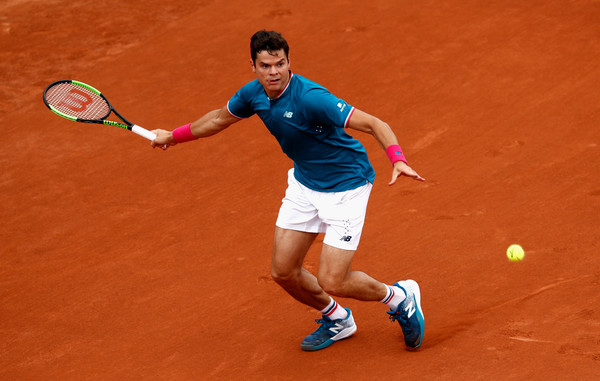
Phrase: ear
[{"left": 250, "top": 58, "right": 256, "bottom": 73}]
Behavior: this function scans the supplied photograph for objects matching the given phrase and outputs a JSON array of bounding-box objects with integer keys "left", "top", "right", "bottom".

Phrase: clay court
[{"left": 2, "top": 0, "right": 599, "bottom": 379}]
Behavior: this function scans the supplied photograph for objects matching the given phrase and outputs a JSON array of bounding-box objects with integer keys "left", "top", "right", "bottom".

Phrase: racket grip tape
[{"left": 131, "top": 125, "right": 157, "bottom": 140}]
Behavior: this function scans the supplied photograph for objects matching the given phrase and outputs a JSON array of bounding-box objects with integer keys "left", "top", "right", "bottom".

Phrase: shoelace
[
  {"left": 387, "top": 309, "right": 408, "bottom": 324},
  {"left": 314, "top": 318, "right": 335, "bottom": 327},
  {"left": 308, "top": 318, "right": 335, "bottom": 337}
]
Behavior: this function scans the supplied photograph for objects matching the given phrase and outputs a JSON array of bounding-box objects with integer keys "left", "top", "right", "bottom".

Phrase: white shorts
[{"left": 276, "top": 169, "right": 372, "bottom": 251}]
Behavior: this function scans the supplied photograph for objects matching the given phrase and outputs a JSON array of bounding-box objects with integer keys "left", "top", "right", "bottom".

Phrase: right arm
[
  {"left": 347, "top": 109, "right": 425, "bottom": 184},
  {"left": 151, "top": 106, "right": 241, "bottom": 149}
]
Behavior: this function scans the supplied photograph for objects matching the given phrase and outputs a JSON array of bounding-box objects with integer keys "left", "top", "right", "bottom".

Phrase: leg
[
  {"left": 271, "top": 227, "right": 358, "bottom": 351},
  {"left": 318, "top": 243, "right": 425, "bottom": 349},
  {"left": 270, "top": 226, "right": 331, "bottom": 310},
  {"left": 317, "top": 243, "right": 388, "bottom": 301}
]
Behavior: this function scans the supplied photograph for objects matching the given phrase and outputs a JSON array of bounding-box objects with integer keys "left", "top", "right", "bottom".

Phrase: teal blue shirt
[{"left": 227, "top": 73, "right": 375, "bottom": 192}]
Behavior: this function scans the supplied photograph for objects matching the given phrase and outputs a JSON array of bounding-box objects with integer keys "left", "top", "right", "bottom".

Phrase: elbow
[{"left": 370, "top": 119, "right": 391, "bottom": 136}]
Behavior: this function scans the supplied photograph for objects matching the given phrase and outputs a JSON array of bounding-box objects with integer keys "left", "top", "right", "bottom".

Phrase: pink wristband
[
  {"left": 172, "top": 123, "right": 196, "bottom": 143},
  {"left": 386, "top": 144, "right": 408, "bottom": 165}
]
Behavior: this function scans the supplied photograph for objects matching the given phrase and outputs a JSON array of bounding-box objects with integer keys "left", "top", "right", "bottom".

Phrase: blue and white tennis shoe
[
  {"left": 301, "top": 308, "right": 357, "bottom": 351},
  {"left": 387, "top": 280, "right": 425, "bottom": 349}
]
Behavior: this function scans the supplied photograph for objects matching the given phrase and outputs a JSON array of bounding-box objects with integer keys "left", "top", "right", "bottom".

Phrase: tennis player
[{"left": 151, "top": 30, "right": 425, "bottom": 351}]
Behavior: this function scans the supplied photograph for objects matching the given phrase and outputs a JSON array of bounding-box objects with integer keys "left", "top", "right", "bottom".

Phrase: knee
[
  {"left": 318, "top": 276, "right": 346, "bottom": 298},
  {"left": 270, "top": 264, "right": 299, "bottom": 287}
]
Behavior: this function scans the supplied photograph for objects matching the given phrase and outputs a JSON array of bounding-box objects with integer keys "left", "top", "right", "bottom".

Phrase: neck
[{"left": 267, "top": 72, "right": 292, "bottom": 100}]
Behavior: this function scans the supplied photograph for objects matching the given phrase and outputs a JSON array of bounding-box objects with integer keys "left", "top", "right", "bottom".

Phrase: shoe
[
  {"left": 387, "top": 280, "right": 424, "bottom": 349},
  {"left": 301, "top": 308, "right": 357, "bottom": 351}
]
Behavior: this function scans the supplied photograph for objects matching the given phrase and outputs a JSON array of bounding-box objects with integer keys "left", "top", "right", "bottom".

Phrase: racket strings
[{"left": 45, "top": 83, "right": 110, "bottom": 120}]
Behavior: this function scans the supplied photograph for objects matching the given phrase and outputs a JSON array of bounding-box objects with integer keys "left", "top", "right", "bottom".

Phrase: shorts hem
[{"left": 275, "top": 221, "right": 326, "bottom": 234}]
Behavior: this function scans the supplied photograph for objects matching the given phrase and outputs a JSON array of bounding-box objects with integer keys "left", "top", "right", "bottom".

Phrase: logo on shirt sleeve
[{"left": 337, "top": 102, "right": 346, "bottom": 112}]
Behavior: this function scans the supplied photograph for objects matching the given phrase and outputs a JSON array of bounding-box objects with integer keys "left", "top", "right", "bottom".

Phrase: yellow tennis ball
[{"left": 507, "top": 244, "right": 525, "bottom": 261}]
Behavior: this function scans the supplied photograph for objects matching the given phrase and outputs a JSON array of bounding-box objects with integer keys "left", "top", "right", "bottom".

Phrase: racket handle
[{"left": 131, "top": 125, "right": 157, "bottom": 141}]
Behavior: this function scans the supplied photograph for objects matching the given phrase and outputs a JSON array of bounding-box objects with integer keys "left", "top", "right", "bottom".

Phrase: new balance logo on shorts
[{"left": 340, "top": 236, "right": 352, "bottom": 242}]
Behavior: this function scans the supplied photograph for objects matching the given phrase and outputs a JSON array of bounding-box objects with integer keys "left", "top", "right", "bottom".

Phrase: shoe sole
[
  {"left": 300, "top": 324, "right": 357, "bottom": 351},
  {"left": 395, "top": 279, "right": 425, "bottom": 349}
]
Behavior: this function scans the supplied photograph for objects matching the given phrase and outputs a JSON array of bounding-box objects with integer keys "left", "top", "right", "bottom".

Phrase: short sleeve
[
  {"left": 304, "top": 88, "right": 354, "bottom": 128},
  {"left": 227, "top": 83, "right": 257, "bottom": 119}
]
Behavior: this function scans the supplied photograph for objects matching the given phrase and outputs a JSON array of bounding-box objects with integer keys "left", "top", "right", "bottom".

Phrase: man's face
[{"left": 251, "top": 49, "right": 290, "bottom": 98}]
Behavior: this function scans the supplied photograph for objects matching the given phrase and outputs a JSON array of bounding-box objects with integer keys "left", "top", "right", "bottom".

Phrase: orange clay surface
[{"left": 1, "top": 1, "right": 599, "bottom": 379}]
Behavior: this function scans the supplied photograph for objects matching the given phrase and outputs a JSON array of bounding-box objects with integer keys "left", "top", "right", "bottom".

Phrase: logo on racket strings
[{"left": 58, "top": 88, "right": 93, "bottom": 112}]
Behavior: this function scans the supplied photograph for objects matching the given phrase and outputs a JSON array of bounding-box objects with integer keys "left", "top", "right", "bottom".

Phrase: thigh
[
  {"left": 317, "top": 244, "right": 355, "bottom": 283},
  {"left": 272, "top": 226, "right": 318, "bottom": 274}
]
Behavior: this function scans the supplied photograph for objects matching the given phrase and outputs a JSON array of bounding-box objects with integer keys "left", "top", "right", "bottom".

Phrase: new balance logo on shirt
[{"left": 283, "top": 111, "right": 293, "bottom": 118}]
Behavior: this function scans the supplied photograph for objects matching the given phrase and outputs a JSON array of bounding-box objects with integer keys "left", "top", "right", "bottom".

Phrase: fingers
[
  {"left": 151, "top": 141, "right": 169, "bottom": 149},
  {"left": 402, "top": 169, "right": 426, "bottom": 182},
  {"left": 388, "top": 171, "right": 399, "bottom": 186},
  {"left": 410, "top": 171, "right": 426, "bottom": 182},
  {"left": 154, "top": 142, "right": 171, "bottom": 150},
  {"left": 150, "top": 129, "right": 173, "bottom": 150},
  {"left": 150, "top": 129, "right": 160, "bottom": 148},
  {"left": 388, "top": 166, "right": 426, "bottom": 186}
]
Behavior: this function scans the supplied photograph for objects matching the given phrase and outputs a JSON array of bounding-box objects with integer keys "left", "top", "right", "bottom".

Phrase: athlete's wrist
[
  {"left": 172, "top": 123, "right": 197, "bottom": 143},
  {"left": 385, "top": 144, "right": 408, "bottom": 165}
]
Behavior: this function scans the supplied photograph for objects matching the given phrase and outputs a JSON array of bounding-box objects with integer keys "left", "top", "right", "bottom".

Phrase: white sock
[
  {"left": 381, "top": 284, "right": 406, "bottom": 311},
  {"left": 320, "top": 297, "right": 348, "bottom": 320}
]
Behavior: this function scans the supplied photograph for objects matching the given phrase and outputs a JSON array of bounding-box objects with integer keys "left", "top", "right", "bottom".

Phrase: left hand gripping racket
[{"left": 43, "top": 80, "right": 156, "bottom": 141}]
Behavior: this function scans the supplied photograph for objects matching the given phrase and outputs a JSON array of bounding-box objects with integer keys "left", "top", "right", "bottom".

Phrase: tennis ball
[{"left": 506, "top": 244, "right": 525, "bottom": 262}]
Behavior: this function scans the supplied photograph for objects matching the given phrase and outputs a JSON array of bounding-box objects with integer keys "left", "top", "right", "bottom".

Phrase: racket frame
[{"left": 43, "top": 80, "right": 156, "bottom": 140}]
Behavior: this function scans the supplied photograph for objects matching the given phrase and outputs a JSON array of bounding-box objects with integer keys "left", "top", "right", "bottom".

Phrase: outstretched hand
[{"left": 388, "top": 161, "right": 425, "bottom": 185}]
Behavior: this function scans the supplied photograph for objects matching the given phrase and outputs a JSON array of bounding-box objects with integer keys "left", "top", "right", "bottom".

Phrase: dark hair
[{"left": 250, "top": 30, "right": 289, "bottom": 63}]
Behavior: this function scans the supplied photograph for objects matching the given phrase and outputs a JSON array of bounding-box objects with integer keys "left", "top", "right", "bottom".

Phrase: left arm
[{"left": 347, "top": 109, "right": 425, "bottom": 185}]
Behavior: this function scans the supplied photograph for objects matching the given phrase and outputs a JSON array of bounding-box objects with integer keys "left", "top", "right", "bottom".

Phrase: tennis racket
[{"left": 43, "top": 80, "right": 156, "bottom": 141}]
